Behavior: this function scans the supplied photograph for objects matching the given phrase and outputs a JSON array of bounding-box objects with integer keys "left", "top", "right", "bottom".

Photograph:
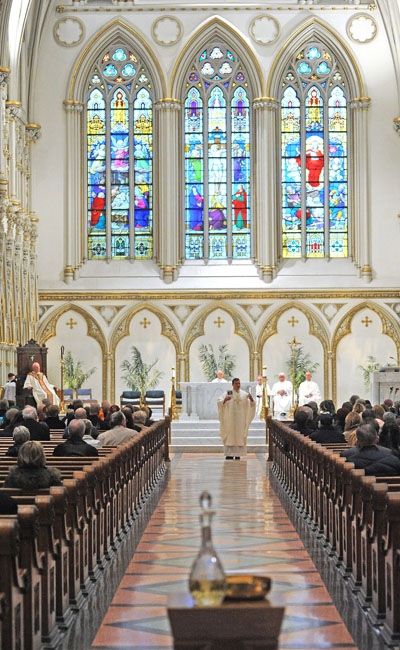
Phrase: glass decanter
[{"left": 189, "top": 491, "right": 226, "bottom": 606}]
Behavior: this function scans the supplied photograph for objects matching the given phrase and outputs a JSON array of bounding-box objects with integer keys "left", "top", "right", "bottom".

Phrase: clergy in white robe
[
  {"left": 255, "top": 375, "right": 271, "bottom": 419},
  {"left": 271, "top": 373, "right": 293, "bottom": 417},
  {"left": 212, "top": 369, "right": 228, "bottom": 383},
  {"left": 217, "top": 378, "right": 255, "bottom": 459},
  {"left": 298, "top": 371, "right": 321, "bottom": 406},
  {"left": 24, "top": 362, "right": 60, "bottom": 406}
]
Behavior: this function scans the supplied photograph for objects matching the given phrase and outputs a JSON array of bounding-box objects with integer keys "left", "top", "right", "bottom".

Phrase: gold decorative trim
[{"left": 39, "top": 289, "right": 400, "bottom": 302}]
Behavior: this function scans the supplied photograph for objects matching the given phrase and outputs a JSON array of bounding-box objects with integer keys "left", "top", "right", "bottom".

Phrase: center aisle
[{"left": 90, "top": 453, "right": 360, "bottom": 650}]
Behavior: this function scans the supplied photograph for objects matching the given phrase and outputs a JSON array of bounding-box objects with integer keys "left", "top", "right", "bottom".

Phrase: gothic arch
[
  {"left": 67, "top": 18, "right": 165, "bottom": 101},
  {"left": 332, "top": 301, "right": 400, "bottom": 403},
  {"left": 267, "top": 17, "right": 364, "bottom": 100},
  {"left": 170, "top": 17, "right": 263, "bottom": 99},
  {"left": 183, "top": 302, "right": 255, "bottom": 381},
  {"left": 257, "top": 302, "right": 329, "bottom": 396},
  {"left": 36, "top": 303, "right": 108, "bottom": 399},
  {"left": 110, "top": 304, "right": 181, "bottom": 398}
]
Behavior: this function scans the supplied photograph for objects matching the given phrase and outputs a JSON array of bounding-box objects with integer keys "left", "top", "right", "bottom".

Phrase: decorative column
[
  {"left": 350, "top": 97, "right": 372, "bottom": 282},
  {"left": 253, "top": 97, "right": 279, "bottom": 283},
  {"left": 154, "top": 99, "right": 182, "bottom": 283},
  {"left": 5, "top": 101, "right": 22, "bottom": 202},
  {"left": 0, "top": 68, "right": 10, "bottom": 184},
  {"left": 28, "top": 217, "right": 39, "bottom": 339},
  {"left": 25, "top": 124, "right": 41, "bottom": 216},
  {"left": 63, "top": 100, "right": 83, "bottom": 283}
]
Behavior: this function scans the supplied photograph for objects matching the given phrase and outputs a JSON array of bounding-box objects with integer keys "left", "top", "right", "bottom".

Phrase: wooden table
[{"left": 167, "top": 592, "right": 285, "bottom": 650}]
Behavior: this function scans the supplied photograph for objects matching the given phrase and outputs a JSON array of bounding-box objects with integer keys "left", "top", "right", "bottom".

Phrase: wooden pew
[{"left": 0, "top": 516, "right": 27, "bottom": 650}]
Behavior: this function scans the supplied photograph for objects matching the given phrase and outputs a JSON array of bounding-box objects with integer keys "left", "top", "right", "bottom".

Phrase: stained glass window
[
  {"left": 281, "top": 43, "right": 348, "bottom": 259},
  {"left": 184, "top": 45, "right": 251, "bottom": 260},
  {"left": 87, "top": 46, "right": 153, "bottom": 260}
]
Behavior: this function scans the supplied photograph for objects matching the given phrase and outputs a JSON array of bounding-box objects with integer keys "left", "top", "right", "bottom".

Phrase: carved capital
[
  {"left": 393, "top": 117, "right": 400, "bottom": 135},
  {"left": 25, "top": 124, "right": 42, "bottom": 144},
  {"left": 154, "top": 99, "right": 182, "bottom": 113},
  {"left": 5, "top": 101, "right": 22, "bottom": 121},
  {"left": 253, "top": 97, "right": 279, "bottom": 112},
  {"left": 63, "top": 100, "right": 83, "bottom": 114},
  {"left": 349, "top": 97, "right": 371, "bottom": 110},
  {"left": 0, "top": 67, "right": 10, "bottom": 89}
]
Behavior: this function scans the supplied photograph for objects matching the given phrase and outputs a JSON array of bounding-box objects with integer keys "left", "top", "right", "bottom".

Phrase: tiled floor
[{"left": 63, "top": 453, "right": 391, "bottom": 650}]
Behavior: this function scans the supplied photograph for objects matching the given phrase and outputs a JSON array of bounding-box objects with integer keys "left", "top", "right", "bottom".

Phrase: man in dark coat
[
  {"left": 22, "top": 405, "right": 50, "bottom": 441},
  {"left": 340, "top": 423, "right": 400, "bottom": 476},
  {"left": 53, "top": 419, "right": 98, "bottom": 457}
]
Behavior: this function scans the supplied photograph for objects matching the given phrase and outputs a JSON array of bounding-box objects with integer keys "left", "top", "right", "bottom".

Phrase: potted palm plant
[
  {"left": 63, "top": 350, "right": 96, "bottom": 400},
  {"left": 121, "top": 346, "right": 164, "bottom": 401},
  {"left": 198, "top": 343, "right": 236, "bottom": 381}
]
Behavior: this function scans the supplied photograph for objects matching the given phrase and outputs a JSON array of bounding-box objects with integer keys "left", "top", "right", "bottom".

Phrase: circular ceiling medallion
[
  {"left": 347, "top": 14, "right": 377, "bottom": 44},
  {"left": 152, "top": 16, "right": 182, "bottom": 47},
  {"left": 249, "top": 15, "right": 280, "bottom": 46},
  {"left": 54, "top": 17, "right": 85, "bottom": 47}
]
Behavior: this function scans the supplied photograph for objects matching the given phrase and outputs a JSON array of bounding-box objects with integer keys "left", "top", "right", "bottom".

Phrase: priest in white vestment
[
  {"left": 212, "top": 369, "right": 228, "bottom": 383},
  {"left": 24, "top": 362, "right": 60, "bottom": 406},
  {"left": 271, "top": 373, "right": 293, "bottom": 418},
  {"left": 255, "top": 375, "right": 271, "bottom": 419},
  {"left": 217, "top": 378, "right": 255, "bottom": 459},
  {"left": 298, "top": 371, "right": 321, "bottom": 406}
]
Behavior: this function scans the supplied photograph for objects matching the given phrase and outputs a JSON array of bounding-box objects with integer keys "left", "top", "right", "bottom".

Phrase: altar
[
  {"left": 371, "top": 368, "right": 400, "bottom": 405},
  {"left": 179, "top": 381, "right": 257, "bottom": 420}
]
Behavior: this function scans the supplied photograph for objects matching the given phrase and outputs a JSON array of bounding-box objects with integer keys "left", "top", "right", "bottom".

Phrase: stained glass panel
[
  {"left": 86, "top": 46, "right": 153, "bottom": 260},
  {"left": 280, "top": 43, "right": 348, "bottom": 259},
  {"left": 184, "top": 45, "right": 251, "bottom": 261}
]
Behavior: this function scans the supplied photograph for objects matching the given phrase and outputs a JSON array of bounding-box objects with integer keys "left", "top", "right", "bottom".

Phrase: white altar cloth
[{"left": 179, "top": 381, "right": 257, "bottom": 420}]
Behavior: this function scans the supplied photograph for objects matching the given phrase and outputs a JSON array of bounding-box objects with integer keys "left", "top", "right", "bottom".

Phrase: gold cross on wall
[
  {"left": 214, "top": 317, "right": 225, "bottom": 328},
  {"left": 66, "top": 318, "right": 77, "bottom": 330},
  {"left": 361, "top": 316, "right": 373, "bottom": 328},
  {"left": 288, "top": 316, "right": 299, "bottom": 328},
  {"left": 140, "top": 317, "right": 151, "bottom": 329}
]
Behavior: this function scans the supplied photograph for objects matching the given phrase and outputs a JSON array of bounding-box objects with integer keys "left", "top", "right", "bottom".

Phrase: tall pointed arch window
[
  {"left": 281, "top": 42, "right": 348, "bottom": 258},
  {"left": 184, "top": 45, "right": 251, "bottom": 260},
  {"left": 86, "top": 46, "right": 153, "bottom": 260}
]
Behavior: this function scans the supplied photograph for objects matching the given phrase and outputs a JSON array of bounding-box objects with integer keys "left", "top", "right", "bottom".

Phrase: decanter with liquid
[{"left": 188, "top": 491, "right": 226, "bottom": 606}]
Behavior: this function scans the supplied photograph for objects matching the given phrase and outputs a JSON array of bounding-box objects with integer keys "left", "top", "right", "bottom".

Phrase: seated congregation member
[
  {"left": 319, "top": 399, "right": 336, "bottom": 417},
  {"left": 82, "top": 419, "right": 101, "bottom": 448},
  {"left": 343, "top": 411, "right": 361, "bottom": 446},
  {"left": 378, "top": 420, "right": 400, "bottom": 457},
  {"left": 5, "top": 425, "right": 30, "bottom": 457},
  {"left": 22, "top": 405, "right": 50, "bottom": 441},
  {"left": 4, "top": 440, "right": 63, "bottom": 489},
  {"left": 304, "top": 400, "right": 319, "bottom": 430},
  {"left": 142, "top": 406, "right": 155, "bottom": 427},
  {"left": 0, "top": 398, "right": 9, "bottom": 420},
  {"left": 97, "top": 410, "right": 138, "bottom": 447},
  {"left": 340, "top": 423, "right": 400, "bottom": 476},
  {"left": 289, "top": 406, "right": 314, "bottom": 436},
  {"left": 45, "top": 404, "right": 65, "bottom": 429},
  {"left": 334, "top": 407, "right": 350, "bottom": 433},
  {"left": 132, "top": 409, "right": 149, "bottom": 432},
  {"left": 1, "top": 408, "right": 24, "bottom": 436},
  {"left": 310, "top": 412, "right": 346, "bottom": 444},
  {"left": 53, "top": 419, "right": 98, "bottom": 457},
  {"left": 121, "top": 405, "right": 135, "bottom": 430},
  {"left": 74, "top": 407, "right": 99, "bottom": 438},
  {"left": 88, "top": 402, "right": 109, "bottom": 431}
]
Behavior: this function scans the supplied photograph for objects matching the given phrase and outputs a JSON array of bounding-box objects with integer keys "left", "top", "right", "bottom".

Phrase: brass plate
[{"left": 224, "top": 574, "right": 271, "bottom": 601}]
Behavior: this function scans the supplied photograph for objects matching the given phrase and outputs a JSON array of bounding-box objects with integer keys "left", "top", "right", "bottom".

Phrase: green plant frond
[
  {"left": 63, "top": 350, "right": 96, "bottom": 389},
  {"left": 198, "top": 343, "right": 236, "bottom": 381},
  {"left": 285, "top": 346, "right": 319, "bottom": 391},
  {"left": 121, "top": 346, "right": 164, "bottom": 393}
]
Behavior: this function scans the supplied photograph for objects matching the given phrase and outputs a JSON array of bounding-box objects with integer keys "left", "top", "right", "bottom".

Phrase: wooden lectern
[{"left": 167, "top": 593, "right": 285, "bottom": 650}]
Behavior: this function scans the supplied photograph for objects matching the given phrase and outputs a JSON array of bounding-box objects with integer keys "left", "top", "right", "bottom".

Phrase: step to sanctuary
[{"left": 169, "top": 418, "right": 268, "bottom": 452}]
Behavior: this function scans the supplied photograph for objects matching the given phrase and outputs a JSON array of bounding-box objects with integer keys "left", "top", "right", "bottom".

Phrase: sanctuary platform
[{"left": 169, "top": 418, "right": 268, "bottom": 452}]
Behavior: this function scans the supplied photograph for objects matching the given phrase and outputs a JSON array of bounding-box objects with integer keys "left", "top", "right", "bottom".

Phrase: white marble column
[
  {"left": 63, "top": 100, "right": 83, "bottom": 283},
  {"left": 5, "top": 101, "right": 22, "bottom": 202},
  {"left": 350, "top": 97, "right": 372, "bottom": 282},
  {"left": 253, "top": 97, "right": 279, "bottom": 283},
  {"left": 0, "top": 68, "right": 10, "bottom": 184},
  {"left": 154, "top": 99, "right": 182, "bottom": 283}
]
